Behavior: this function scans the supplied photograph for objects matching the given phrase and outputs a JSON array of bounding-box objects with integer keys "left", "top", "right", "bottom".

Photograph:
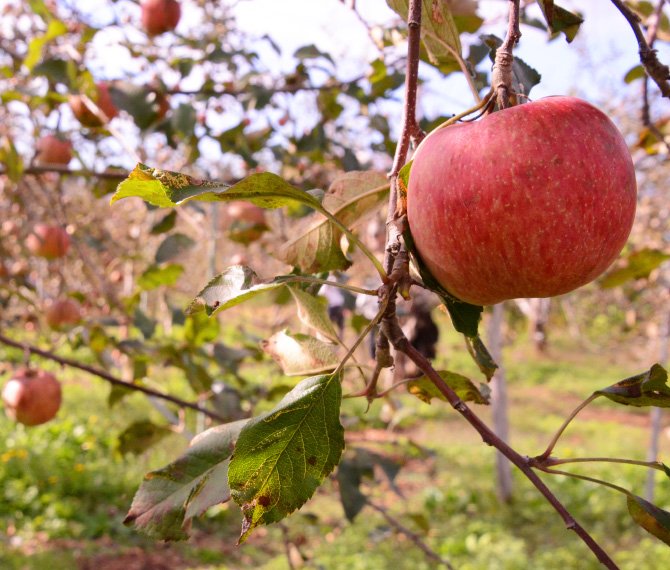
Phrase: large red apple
[
  {"left": 69, "top": 82, "right": 119, "bottom": 127},
  {"left": 25, "top": 224, "right": 71, "bottom": 259},
  {"left": 45, "top": 298, "right": 82, "bottom": 329},
  {"left": 2, "top": 368, "right": 62, "bottom": 426},
  {"left": 141, "top": 0, "right": 181, "bottom": 36},
  {"left": 407, "top": 96, "right": 637, "bottom": 306},
  {"left": 35, "top": 134, "right": 73, "bottom": 166}
]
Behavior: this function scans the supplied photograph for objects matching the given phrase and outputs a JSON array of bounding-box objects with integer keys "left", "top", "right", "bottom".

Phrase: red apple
[
  {"left": 69, "top": 82, "right": 119, "bottom": 127},
  {"left": 35, "top": 134, "right": 73, "bottom": 166},
  {"left": 226, "top": 202, "right": 268, "bottom": 244},
  {"left": 45, "top": 298, "right": 82, "bottom": 329},
  {"left": 2, "top": 368, "right": 62, "bottom": 426},
  {"left": 407, "top": 96, "right": 637, "bottom": 305},
  {"left": 25, "top": 224, "right": 70, "bottom": 259},
  {"left": 141, "top": 0, "right": 181, "bottom": 36}
]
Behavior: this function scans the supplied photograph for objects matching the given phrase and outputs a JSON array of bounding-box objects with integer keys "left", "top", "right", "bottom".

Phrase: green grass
[{"left": 1, "top": 322, "right": 668, "bottom": 569}]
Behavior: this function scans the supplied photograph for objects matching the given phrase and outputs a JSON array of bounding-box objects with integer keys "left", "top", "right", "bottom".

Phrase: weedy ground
[{"left": 1, "top": 309, "right": 668, "bottom": 570}]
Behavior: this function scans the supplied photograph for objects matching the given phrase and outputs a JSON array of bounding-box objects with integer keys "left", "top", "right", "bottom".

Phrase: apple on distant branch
[
  {"left": 2, "top": 368, "right": 62, "bottom": 426},
  {"left": 45, "top": 298, "right": 82, "bottom": 330},
  {"left": 25, "top": 224, "right": 71, "bottom": 260},
  {"left": 141, "top": 0, "right": 181, "bottom": 36},
  {"left": 69, "top": 82, "right": 119, "bottom": 128},
  {"left": 35, "top": 134, "right": 73, "bottom": 166},
  {"left": 407, "top": 96, "right": 637, "bottom": 306},
  {"left": 226, "top": 202, "right": 269, "bottom": 244}
]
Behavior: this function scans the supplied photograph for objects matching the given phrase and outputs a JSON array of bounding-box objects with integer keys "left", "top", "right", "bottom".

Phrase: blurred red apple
[
  {"left": 2, "top": 368, "right": 62, "bottom": 426},
  {"left": 226, "top": 202, "right": 268, "bottom": 244},
  {"left": 45, "top": 298, "right": 82, "bottom": 329},
  {"left": 69, "top": 82, "right": 119, "bottom": 127},
  {"left": 35, "top": 134, "right": 73, "bottom": 166},
  {"left": 407, "top": 96, "right": 637, "bottom": 305},
  {"left": 25, "top": 224, "right": 70, "bottom": 259},
  {"left": 141, "top": 0, "right": 181, "bottom": 36}
]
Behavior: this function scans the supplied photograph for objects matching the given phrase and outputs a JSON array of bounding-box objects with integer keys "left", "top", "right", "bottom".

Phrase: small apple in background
[
  {"left": 25, "top": 224, "right": 70, "bottom": 259},
  {"left": 69, "top": 82, "right": 119, "bottom": 127},
  {"left": 34, "top": 134, "right": 73, "bottom": 166},
  {"left": 226, "top": 202, "right": 268, "bottom": 244},
  {"left": 2, "top": 368, "right": 62, "bottom": 426},
  {"left": 45, "top": 298, "right": 82, "bottom": 329},
  {"left": 407, "top": 96, "right": 637, "bottom": 306},
  {"left": 141, "top": 0, "right": 181, "bottom": 36},
  {"left": 229, "top": 253, "right": 248, "bottom": 266}
]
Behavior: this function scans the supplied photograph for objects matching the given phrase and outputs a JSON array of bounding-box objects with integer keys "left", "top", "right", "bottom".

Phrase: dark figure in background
[{"left": 405, "top": 301, "right": 439, "bottom": 360}]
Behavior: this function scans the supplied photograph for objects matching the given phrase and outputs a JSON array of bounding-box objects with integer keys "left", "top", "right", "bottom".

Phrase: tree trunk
[
  {"left": 645, "top": 303, "right": 669, "bottom": 501},
  {"left": 515, "top": 298, "right": 551, "bottom": 353},
  {"left": 488, "top": 303, "right": 513, "bottom": 502}
]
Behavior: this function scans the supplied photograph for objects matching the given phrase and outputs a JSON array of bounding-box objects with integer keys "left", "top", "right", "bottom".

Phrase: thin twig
[
  {"left": 1, "top": 165, "right": 128, "bottom": 179},
  {"left": 611, "top": 0, "right": 670, "bottom": 97},
  {"left": 641, "top": 0, "right": 670, "bottom": 152},
  {"left": 0, "top": 333, "right": 227, "bottom": 423},
  {"left": 367, "top": 500, "right": 454, "bottom": 569}
]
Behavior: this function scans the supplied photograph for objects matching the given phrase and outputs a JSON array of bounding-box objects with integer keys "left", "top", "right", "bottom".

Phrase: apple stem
[{"left": 492, "top": 0, "right": 521, "bottom": 109}]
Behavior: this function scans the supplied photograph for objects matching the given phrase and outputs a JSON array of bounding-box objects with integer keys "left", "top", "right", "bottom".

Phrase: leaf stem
[
  {"left": 273, "top": 275, "right": 377, "bottom": 296},
  {"left": 538, "top": 466, "right": 634, "bottom": 499},
  {"left": 537, "top": 393, "right": 599, "bottom": 460},
  {"left": 540, "top": 456, "right": 668, "bottom": 471},
  {"left": 313, "top": 204, "right": 388, "bottom": 281}
]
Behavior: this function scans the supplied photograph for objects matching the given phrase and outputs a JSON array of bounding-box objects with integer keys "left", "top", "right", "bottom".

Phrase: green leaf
[
  {"left": 228, "top": 373, "right": 344, "bottom": 543},
  {"left": 386, "top": 0, "right": 462, "bottom": 67},
  {"left": 624, "top": 64, "right": 646, "bottom": 84},
  {"left": 407, "top": 371, "right": 489, "bottom": 405},
  {"left": 150, "top": 210, "right": 177, "bottom": 234},
  {"left": 133, "top": 308, "right": 157, "bottom": 339},
  {"left": 23, "top": 19, "right": 68, "bottom": 70},
  {"left": 278, "top": 171, "right": 389, "bottom": 273},
  {"left": 537, "top": 1, "right": 584, "bottom": 42},
  {"left": 124, "top": 420, "right": 247, "bottom": 540},
  {"left": 627, "top": 494, "right": 670, "bottom": 546},
  {"left": 294, "top": 44, "right": 334, "bottom": 64},
  {"left": 600, "top": 249, "right": 670, "bottom": 289},
  {"left": 155, "top": 233, "right": 196, "bottom": 264},
  {"left": 261, "top": 329, "right": 339, "bottom": 376},
  {"left": 595, "top": 364, "right": 670, "bottom": 407},
  {"left": 111, "top": 164, "right": 322, "bottom": 210},
  {"left": 137, "top": 263, "right": 184, "bottom": 290},
  {"left": 184, "top": 311, "right": 220, "bottom": 347},
  {"left": 336, "top": 458, "right": 371, "bottom": 522},
  {"left": 118, "top": 420, "right": 172, "bottom": 455},
  {"left": 108, "top": 82, "right": 167, "bottom": 130},
  {"left": 186, "top": 266, "right": 284, "bottom": 316},
  {"left": 465, "top": 335, "right": 498, "bottom": 382},
  {"left": 0, "top": 136, "right": 24, "bottom": 182},
  {"left": 287, "top": 286, "right": 339, "bottom": 342}
]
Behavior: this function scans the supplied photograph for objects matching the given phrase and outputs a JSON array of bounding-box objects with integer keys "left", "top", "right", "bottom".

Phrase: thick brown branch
[
  {"left": 611, "top": 0, "right": 670, "bottom": 97},
  {"left": 492, "top": 0, "right": 521, "bottom": 108},
  {"left": 0, "top": 333, "right": 227, "bottom": 423},
  {"left": 380, "top": 318, "right": 619, "bottom": 569},
  {"left": 386, "top": 0, "right": 423, "bottom": 231}
]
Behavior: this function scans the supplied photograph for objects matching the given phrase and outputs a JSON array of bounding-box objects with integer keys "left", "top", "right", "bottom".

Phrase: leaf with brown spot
[{"left": 228, "top": 373, "right": 344, "bottom": 543}]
